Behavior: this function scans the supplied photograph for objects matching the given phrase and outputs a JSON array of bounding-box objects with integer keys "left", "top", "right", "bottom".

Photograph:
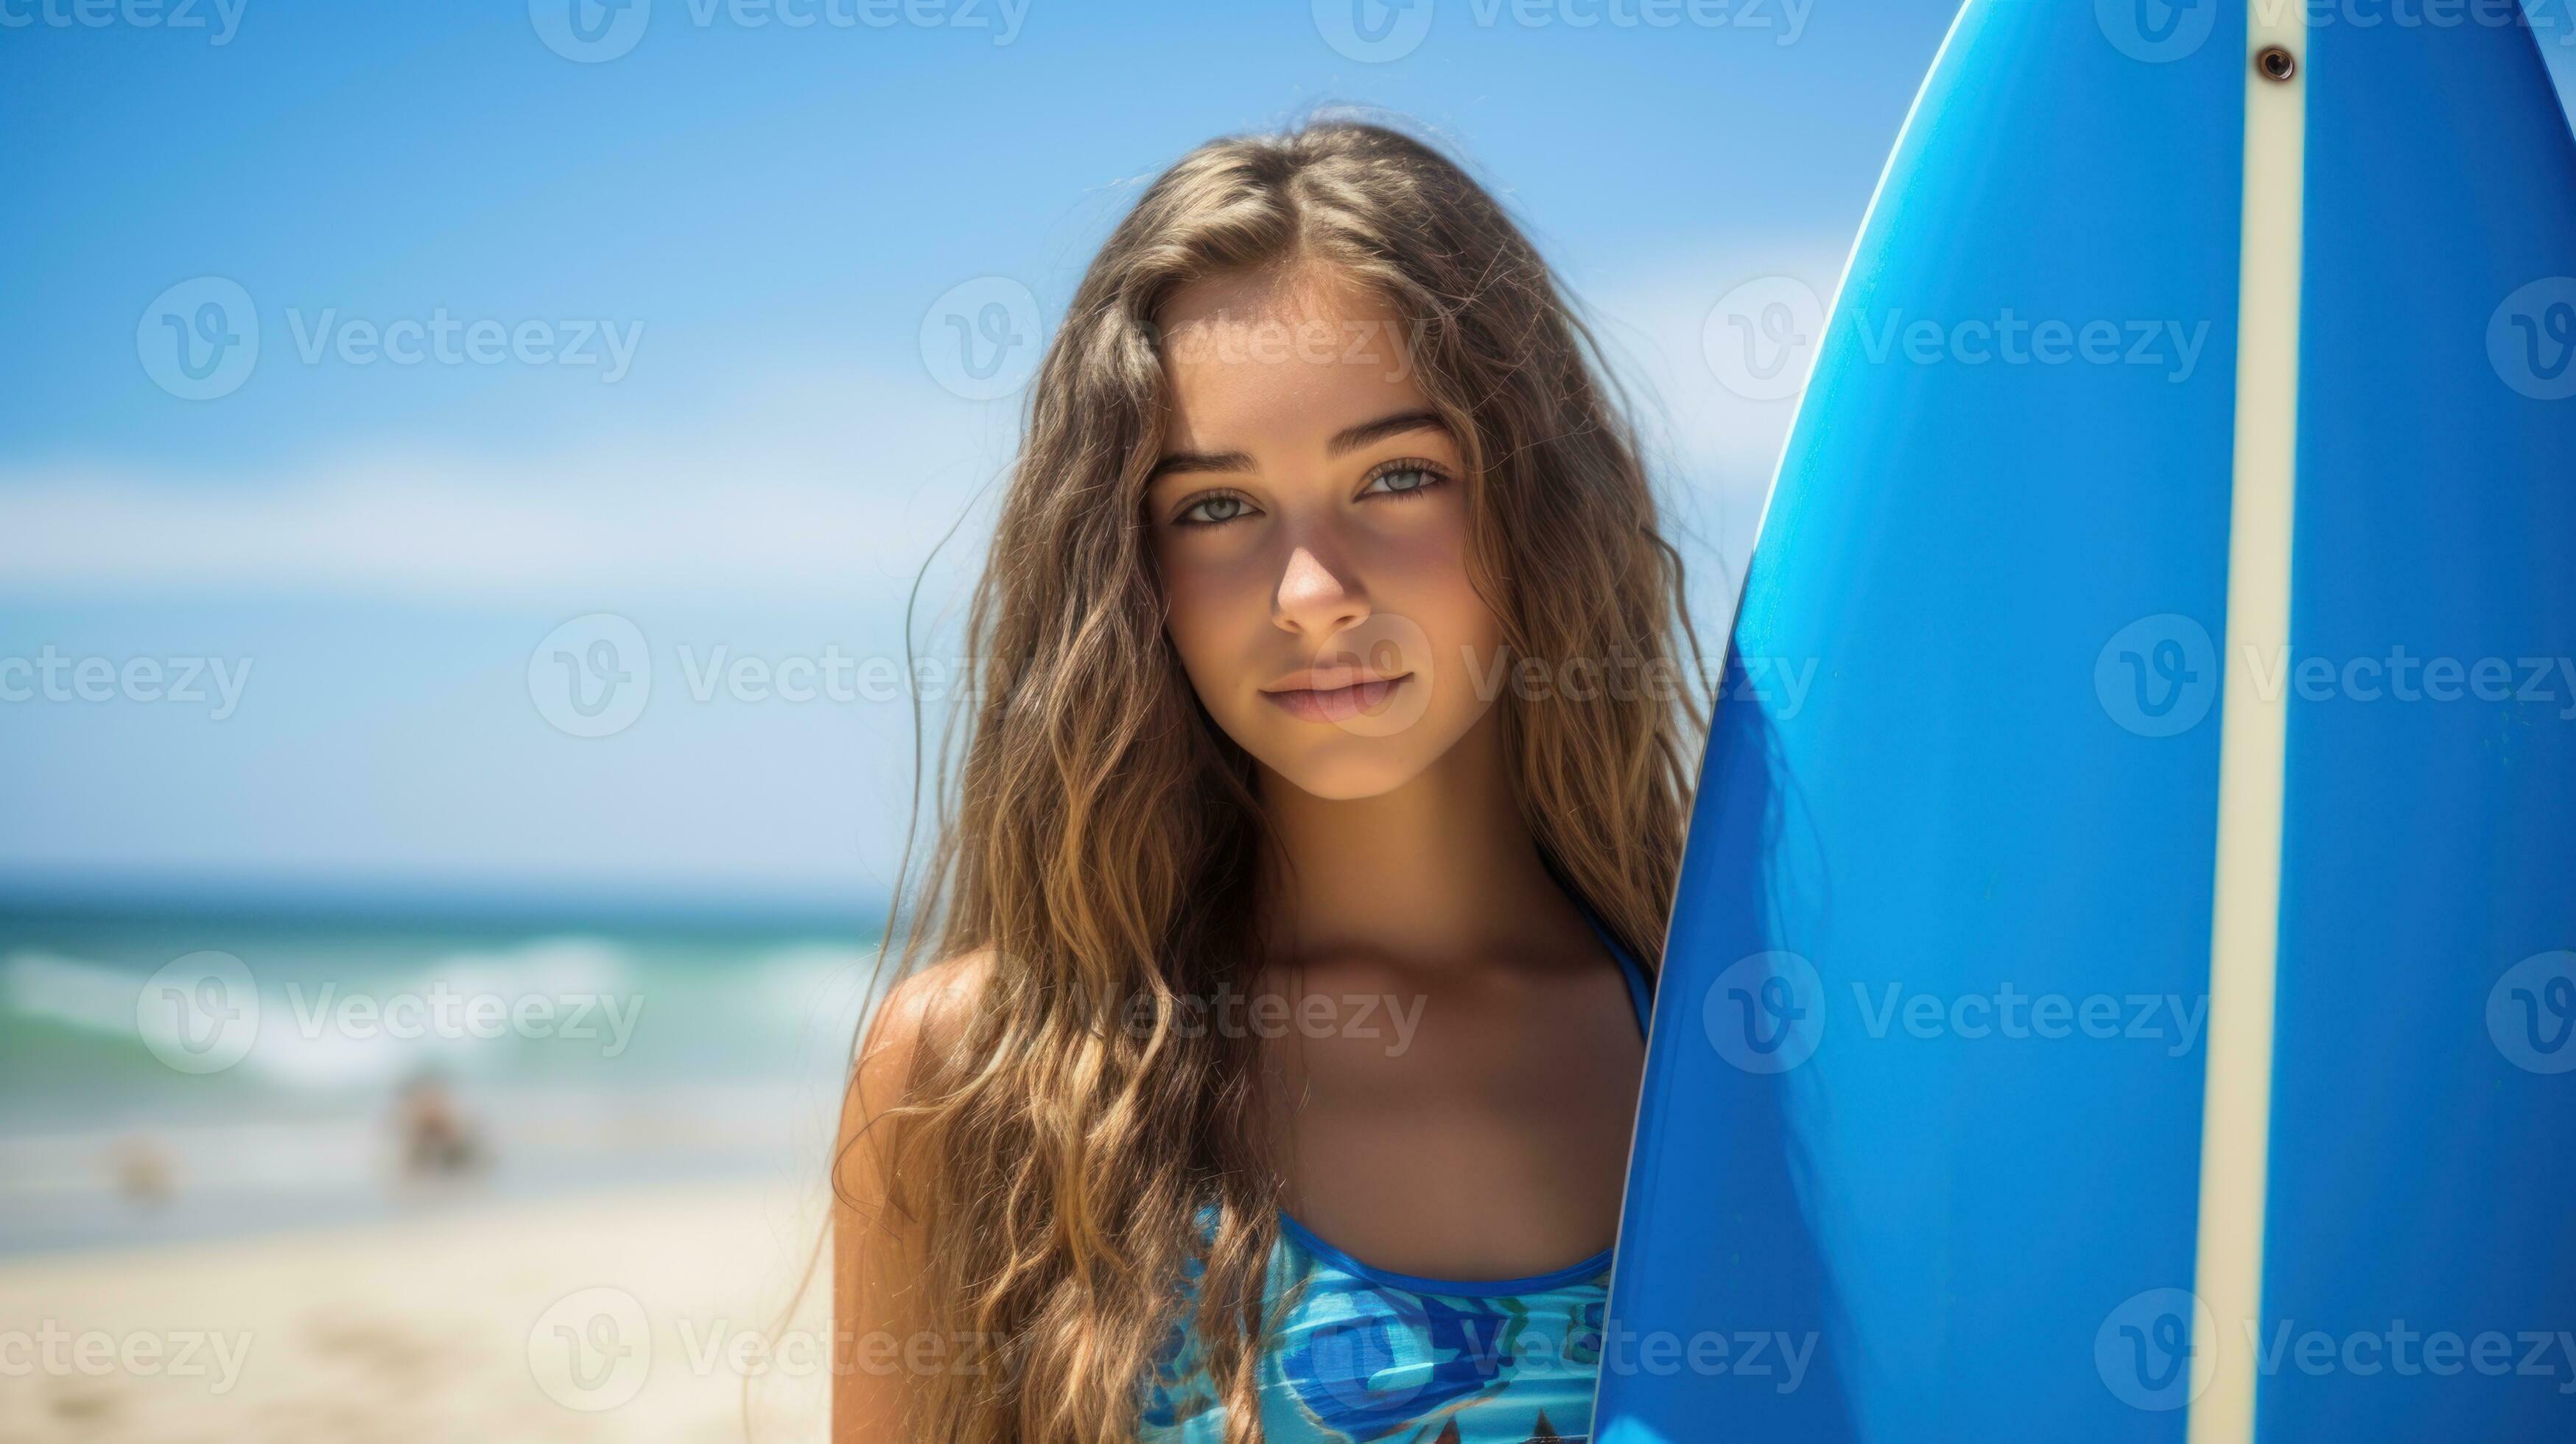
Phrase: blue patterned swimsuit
[{"left": 1140, "top": 916, "right": 1653, "bottom": 1443}]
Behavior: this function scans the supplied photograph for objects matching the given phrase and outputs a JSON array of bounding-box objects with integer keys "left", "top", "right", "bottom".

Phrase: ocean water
[{"left": 0, "top": 905, "right": 885, "bottom": 1254}]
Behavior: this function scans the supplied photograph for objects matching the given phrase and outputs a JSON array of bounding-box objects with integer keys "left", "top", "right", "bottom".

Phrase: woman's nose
[{"left": 1271, "top": 544, "right": 1369, "bottom": 637}]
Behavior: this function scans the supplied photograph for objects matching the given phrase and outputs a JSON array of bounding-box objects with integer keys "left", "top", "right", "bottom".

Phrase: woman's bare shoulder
[
  {"left": 869, "top": 948, "right": 995, "bottom": 1051},
  {"left": 843, "top": 948, "right": 997, "bottom": 1132},
  {"left": 831, "top": 951, "right": 996, "bottom": 1431}
]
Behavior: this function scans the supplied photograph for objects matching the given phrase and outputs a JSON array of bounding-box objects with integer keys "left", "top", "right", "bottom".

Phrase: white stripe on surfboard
[{"left": 2189, "top": 4, "right": 2306, "bottom": 1442}]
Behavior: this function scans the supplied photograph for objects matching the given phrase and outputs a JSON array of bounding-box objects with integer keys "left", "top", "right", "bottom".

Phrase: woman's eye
[
  {"left": 1363, "top": 465, "right": 1445, "bottom": 500},
  {"left": 1177, "top": 494, "right": 1254, "bottom": 527}
]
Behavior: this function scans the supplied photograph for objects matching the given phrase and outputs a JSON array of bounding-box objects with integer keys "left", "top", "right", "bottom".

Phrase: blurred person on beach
[
  {"left": 393, "top": 1068, "right": 488, "bottom": 1184},
  {"left": 109, "top": 1135, "right": 172, "bottom": 1209}
]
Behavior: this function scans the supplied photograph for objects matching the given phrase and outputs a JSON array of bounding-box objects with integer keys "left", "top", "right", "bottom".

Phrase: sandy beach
[{"left": 0, "top": 1177, "right": 835, "bottom": 1444}]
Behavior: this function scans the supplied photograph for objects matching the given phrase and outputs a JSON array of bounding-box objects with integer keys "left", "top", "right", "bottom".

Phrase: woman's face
[{"left": 1146, "top": 267, "right": 1505, "bottom": 802}]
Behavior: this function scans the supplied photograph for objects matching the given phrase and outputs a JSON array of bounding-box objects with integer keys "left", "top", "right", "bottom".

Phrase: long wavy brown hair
[{"left": 839, "top": 115, "right": 1710, "bottom": 1443}]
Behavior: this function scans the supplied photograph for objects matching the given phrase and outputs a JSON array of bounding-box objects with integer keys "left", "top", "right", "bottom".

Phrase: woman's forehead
[
  {"left": 1159, "top": 264, "right": 1395, "bottom": 340},
  {"left": 1157, "top": 344, "right": 1439, "bottom": 466}
]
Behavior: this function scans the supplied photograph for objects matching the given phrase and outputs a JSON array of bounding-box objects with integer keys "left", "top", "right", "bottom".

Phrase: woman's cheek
[
  {"left": 1162, "top": 558, "right": 1258, "bottom": 693},
  {"left": 1376, "top": 540, "right": 1497, "bottom": 693}
]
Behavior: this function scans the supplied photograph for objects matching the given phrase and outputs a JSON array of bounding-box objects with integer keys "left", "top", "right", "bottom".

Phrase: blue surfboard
[{"left": 1598, "top": 3, "right": 2576, "bottom": 1441}]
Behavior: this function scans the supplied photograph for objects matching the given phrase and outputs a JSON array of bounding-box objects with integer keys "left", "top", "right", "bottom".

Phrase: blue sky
[{"left": 3, "top": 1, "right": 2569, "bottom": 912}]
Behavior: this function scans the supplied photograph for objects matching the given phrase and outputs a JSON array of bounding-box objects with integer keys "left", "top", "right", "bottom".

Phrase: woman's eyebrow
[
  {"left": 1147, "top": 409, "right": 1450, "bottom": 484},
  {"left": 1146, "top": 448, "right": 1253, "bottom": 483},
  {"left": 1327, "top": 408, "right": 1447, "bottom": 455}
]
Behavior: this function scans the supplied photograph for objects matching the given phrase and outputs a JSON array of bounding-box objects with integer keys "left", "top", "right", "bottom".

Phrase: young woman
[{"left": 834, "top": 119, "right": 1708, "bottom": 1443}]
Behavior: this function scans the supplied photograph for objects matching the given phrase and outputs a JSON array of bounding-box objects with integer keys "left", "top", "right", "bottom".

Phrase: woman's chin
[{"left": 1253, "top": 739, "right": 1437, "bottom": 803}]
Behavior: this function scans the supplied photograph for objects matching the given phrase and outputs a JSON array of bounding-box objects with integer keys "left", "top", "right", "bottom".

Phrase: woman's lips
[{"left": 1262, "top": 674, "right": 1411, "bottom": 723}]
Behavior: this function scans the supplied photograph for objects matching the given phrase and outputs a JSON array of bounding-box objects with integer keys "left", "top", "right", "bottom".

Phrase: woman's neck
[{"left": 1252, "top": 705, "right": 1576, "bottom": 970}]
